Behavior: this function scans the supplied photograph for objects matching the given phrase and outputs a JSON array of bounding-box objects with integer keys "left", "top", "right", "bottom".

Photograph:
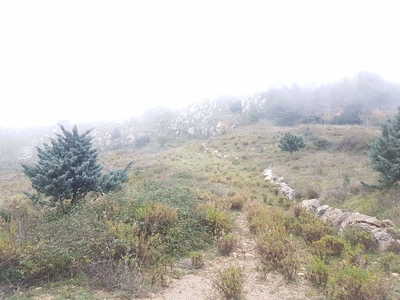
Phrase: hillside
[
  {"left": 1, "top": 116, "right": 400, "bottom": 299},
  {"left": 2, "top": 73, "right": 400, "bottom": 299}
]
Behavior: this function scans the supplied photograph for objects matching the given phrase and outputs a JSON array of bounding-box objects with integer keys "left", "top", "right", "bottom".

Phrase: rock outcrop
[{"left": 262, "top": 168, "right": 399, "bottom": 251}]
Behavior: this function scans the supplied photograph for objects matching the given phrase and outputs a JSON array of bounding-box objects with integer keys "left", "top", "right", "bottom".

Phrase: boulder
[
  {"left": 332, "top": 212, "right": 352, "bottom": 227},
  {"left": 320, "top": 208, "right": 343, "bottom": 224},
  {"left": 301, "top": 199, "right": 321, "bottom": 213},
  {"left": 340, "top": 213, "right": 386, "bottom": 230},
  {"left": 315, "top": 205, "right": 331, "bottom": 218}
]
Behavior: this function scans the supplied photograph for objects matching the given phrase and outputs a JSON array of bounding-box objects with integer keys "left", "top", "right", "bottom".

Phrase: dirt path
[{"left": 142, "top": 211, "right": 318, "bottom": 300}]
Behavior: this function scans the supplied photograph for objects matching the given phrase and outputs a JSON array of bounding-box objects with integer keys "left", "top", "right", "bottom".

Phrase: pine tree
[
  {"left": 367, "top": 107, "right": 400, "bottom": 186},
  {"left": 279, "top": 132, "right": 306, "bottom": 160},
  {"left": 22, "top": 125, "right": 132, "bottom": 212}
]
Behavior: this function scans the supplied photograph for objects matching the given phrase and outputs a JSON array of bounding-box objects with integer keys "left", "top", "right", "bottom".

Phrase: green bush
[
  {"left": 326, "top": 265, "right": 391, "bottom": 300},
  {"left": 190, "top": 251, "right": 204, "bottom": 269},
  {"left": 379, "top": 252, "right": 400, "bottom": 273},
  {"left": 257, "top": 230, "right": 299, "bottom": 280},
  {"left": 246, "top": 202, "right": 287, "bottom": 234},
  {"left": 306, "top": 256, "right": 329, "bottom": 287},
  {"left": 342, "top": 227, "right": 378, "bottom": 252},
  {"left": 292, "top": 209, "right": 331, "bottom": 244},
  {"left": 198, "top": 204, "right": 232, "bottom": 237},
  {"left": 211, "top": 265, "right": 244, "bottom": 299},
  {"left": 312, "top": 235, "right": 346, "bottom": 262},
  {"left": 136, "top": 202, "right": 178, "bottom": 237}
]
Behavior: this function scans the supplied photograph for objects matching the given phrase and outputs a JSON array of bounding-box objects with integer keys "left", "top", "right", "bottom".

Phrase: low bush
[
  {"left": 190, "top": 251, "right": 204, "bottom": 269},
  {"left": 136, "top": 202, "right": 178, "bottom": 237},
  {"left": 379, "top": 252, "right": 400, "bottom": 273},
  {"left": 211, "top": 265, "right": 244, "bottom": 299},
  {"left": 216, "top": 234, "right": 237, "bottom": 256},
  {"left": 230, "top": 194, "right": 246, "bottom": 210},
  {"left": 257, "top": 230, "right": 299, "bottom": 280},
  {"left": 198, "top": 204, "right": 232, "bottom": 237},
  {"left": 247, "top": 202, "right": 287, "bottom": 235},
  {"left": 292, "top": 209, "right": 331, "bottom": 244},
  {"left": 306, "top": 256, "right": 329, "bottom": 287},
  {"left": 342, "top": 227, "right": 378, "bottom": 252},
  {"left": 326, "top": 265, "right": 392, "bottom": 300},
  {"left": 312, "top": 235, "right": 346, "bottom": 263}
]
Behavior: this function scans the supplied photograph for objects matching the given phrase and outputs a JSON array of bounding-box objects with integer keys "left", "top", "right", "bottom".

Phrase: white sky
[{"left": 1, "top": 0, "right": 400, "bottom": 127}]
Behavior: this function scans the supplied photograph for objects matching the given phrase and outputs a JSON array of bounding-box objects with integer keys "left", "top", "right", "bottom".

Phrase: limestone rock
[
  {"left": 301, "top": 199, "right": 321, "bottom": 213},
  {"left": 321, "top": 208, "right": 343, "bottom": 224},
  {"left": 340, "top": 213, "right": 385, "bottom": 230},
  {"left": 315, "top": 205, "right": 331, "bottom": 218},
  {"left": 332, "top": 212, "right": 352, "bottom": 227}
]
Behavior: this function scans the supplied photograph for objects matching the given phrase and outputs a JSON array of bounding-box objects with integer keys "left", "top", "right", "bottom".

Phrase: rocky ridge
[{"left": 262, "top": 168, "right": 400, "bottom": 251}]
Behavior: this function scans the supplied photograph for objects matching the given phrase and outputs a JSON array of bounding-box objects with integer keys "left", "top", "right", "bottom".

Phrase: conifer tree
[
  {"left": 367, "top": 107, "right": 400, "bottom": 186},
  {"left": 279, "top": 132, "right": 306, "bottom": 160},
  {"left": 22, "top": 125, "right": 131, "bottom": 212}
]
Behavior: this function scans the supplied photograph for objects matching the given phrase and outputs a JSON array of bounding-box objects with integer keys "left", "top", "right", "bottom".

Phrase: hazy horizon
[{"left": 2, "top": 1, "right": 400, "bottom": 127}]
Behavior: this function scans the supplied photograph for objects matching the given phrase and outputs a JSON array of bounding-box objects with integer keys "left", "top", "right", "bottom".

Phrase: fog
[{"left": 1, "top": 1, "right": 400, "bottom": 127}]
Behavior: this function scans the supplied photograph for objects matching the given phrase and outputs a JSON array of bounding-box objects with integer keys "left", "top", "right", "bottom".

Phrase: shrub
[
  {"left": 247, "top": 204, "right": 287, "bottom": 235},
  {"left": 326, "top": 265, "right": 392, "bottom": 300},
  {"left": 211, "top": 265, "right": 244, "bottom": 299},
  {"left": 312, "top": 235, "right": 346, "bottom": 262},
  {"left": 136, "top": 202, "right": 178, "bottom": 237},
  {"left": 312, "top": 138, "right": 330, "bottom": 150},
  {"left": 198, "top": 205, "right": 232, "bottom": 237},
  {"left": 342, "top": 227, "right": 378, "bottom": 252},
  {"left": 306, "top": 256, "right": 329, "bottom": 287},
  {"left": 257, "top": 230, "right": 299, "bottom": 280},
  {"left": 230, "top": 194, "right": 246, "bottom": 210},
  {"left": 293, "top": 209, "right": 331, "bottom": 244},
  {"left": 379, "top": 252, "right": 400, "bottom": 273},
  {"left": 216, "top": 234, "right": 237, "bottom": 256},
  {"left": 190, "top": 251, "right": 204, "bottom": 269},
  {"left": 336, "top": 135, "right": 371, "bottom": 152}
]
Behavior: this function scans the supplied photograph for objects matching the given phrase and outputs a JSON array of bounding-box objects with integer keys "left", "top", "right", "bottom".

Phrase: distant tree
[
  {"left": 333, "top": 102, "right": 365, "bottom": 125},
  {"left": 367, "top": 107, "right": 400, "bottom": 186},
  {"left": 22, "top": 125, "right": 132, "bottom": 212},
  {"left": 111, "top": 127, "right": 122, "bottom": 140},
  {"left": 248, "top": 106, "right": 260, "bottom": 123},
  {"left": 269, "top": 104, "right": 302, "bottom": 126},
  {"left": 135, "top": 135, "right": 150, "bottom": 147},
  {"left": 279, "top": 132, "right": 306, "bottom": 160},
  {"left": 229, "top": 101, "right": 243, "bottom": 113}
]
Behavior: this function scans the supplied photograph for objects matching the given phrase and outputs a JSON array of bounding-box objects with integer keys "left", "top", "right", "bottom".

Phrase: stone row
[{"left": 262, "top": 168, "right": 399, "bottom": 251}]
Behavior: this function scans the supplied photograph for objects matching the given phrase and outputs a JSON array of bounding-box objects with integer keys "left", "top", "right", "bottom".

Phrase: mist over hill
[{"left": 2, "top": 71, "right": 399, "bottom": 164}]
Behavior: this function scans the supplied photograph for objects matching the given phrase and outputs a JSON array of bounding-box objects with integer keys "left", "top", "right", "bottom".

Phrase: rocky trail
[{"left": 142, "top": 211, "right": 316, "bottom": 300}]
